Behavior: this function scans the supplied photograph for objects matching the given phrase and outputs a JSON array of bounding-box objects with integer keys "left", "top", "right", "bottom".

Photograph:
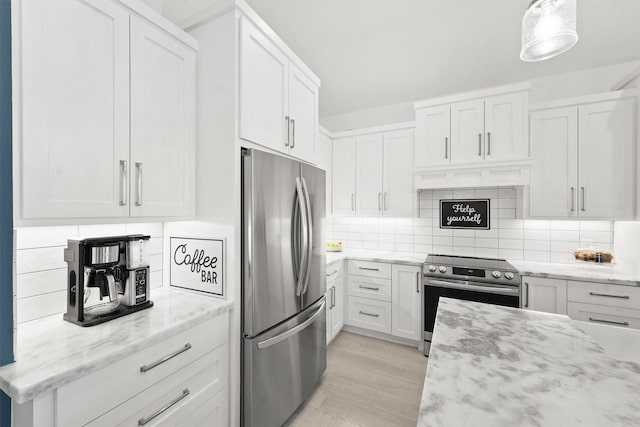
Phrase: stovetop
[
  {"left": 425, "top": 254, "right": 517, "bottom": 272},
  {"left": 424, "top": 254, "right": 520, "bottom": 285}
]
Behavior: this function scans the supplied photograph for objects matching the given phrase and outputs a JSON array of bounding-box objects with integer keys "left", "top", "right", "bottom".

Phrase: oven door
[{"left": 423, "top": 278, "right": 520, "bottom": 356}]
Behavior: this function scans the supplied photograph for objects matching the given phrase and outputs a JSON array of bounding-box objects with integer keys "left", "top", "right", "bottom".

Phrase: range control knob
[
  {"left": 438, "top": 266, "right": 447, "bottom": 273},
  {"left": 427, "top": 265, "right": 437, "bottom": 273},
  {"left": 491, "top": 271, "right": 502, "bottom": 279},
  {"left": 504, "top": 272, "right": 515, "bottom": 280}
]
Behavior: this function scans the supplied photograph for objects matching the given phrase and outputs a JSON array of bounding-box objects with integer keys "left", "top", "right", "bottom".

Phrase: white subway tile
[
  {"left": 379, "top": 233, "right": 396, "bottom": 243},
  {"left": 499, "top": 239, "right": 524, "bottom": 250},
  {"left": 433, "top": 236, "right": 453, "bottom": 246},
  {"left": 333, "top": 232, "right": 348, "bottom": 240},
  {"left": 524, "top": 250, "right": 551, "bottom": 262},
  {"left": 453, "top": 229, "right": 475, "bottom": 238},
  {"left": 362, "top": 233, "right": 379, "bottom": 242},
  {"left": 396, "top": 234, "right": 414, "bottom": 244},
  {"left": 499, "top": 249, "right": 523, "bottom": 260},
  {"left": 348, "top": 240, "right": 363, "bottom": 249},
  {"left": 149, "top": 237, "right": 163, "bottom": 254},
  {"left": 475, "top": 228, "right": 499, "bottom": 238},
  {"left": 414, "top": 244, "right": 432, "bottom": 254},
  {"left": 16, "top": 226, "right": 78, "bottom": 250},
  {"left": 378, "top": 225, "right": 396, "bottom": 234},
  {"left": 16, "top": 247, "right": 66, "bottom": 274},
  {"left": 524, "top": 240, "right": 551, "bottom": 251},
  {"left": 524, "top": 220, "right": 550, "bottom": 230},
  {"left": 414, "top": 235, "right": 433, "bottom": 245},
  {"left": 150, "top": 270, "right": 163, "bottom": 289},
  {"left": 17, "top": 291, "right": 66, "bottom": 324},
  {"left": 550, "top": 251, "right": 575, "bottom": 263},
  {"left": 362, "top": 241, "right": 379, "bottom": 250},
  {"left": 579, "top": 231, "right": 612, "bottom": 244},
  {"left": 453, "top": 246, "right": 475, "bottom": 256},
  {"left": 476, "top": 238, "right": 499, "bottom": 248},
  {"left": 361, "top": 224, "right": 378, "bottom": 233},
  {"left": 125, "top": 222, "right": 163, "bottom": 237},
  {"left": 418, "top": 189, "right": 433, "bottom": 199},
  {"left": 498, "top": 187, "right": 516, "bottom": 199},
  {"left": 499, "top": 228, "right": 523, "bottom": 239},
  {"left": 475, "top": 247, "right": 499, "bottom": 258},
  {"left": 498, "top": 198, "right": 516, "bottom": 209},
  {"left": 453, "top": 237, "right": 474, "bottom": 247},
  {"left": 361, "top": 217, "right": 380, "bottom": 225},
  {"left": 348, "top": 232, "right": 362, "bottom": 241},
  {"left": 579, "top": 221, "right": 612, "bottom": 232},
  {"left": 414, "top": 226, "right": 432, "bottom": 236},
  {"left": 523, "top": 229, "right": 551, "bottom": 241},
  {"left": 499, "top": 219, "right": 523, "bottom": 229},
  {"left": 498, "top": 208, "right": 516, "bottom": 219},
  {"left": 347, "top": 224, "right": 363, "bottom": 233},
  {"left": 396, "top": 226, "right": 413, "bottom": 235},
  {"left": 413, "top": 218, "right": 433, "bottom": 227},
  {"left": 379, "top": 241, "right": 396, "bottom": 251},
  {"left": 433, "top": 245, "right": 453, "bottom": 255},
  {"left": 453, "top": 189, "right": 475, "bottom": 198},
  {"left": 396, "top": 242, "right": 414, "bottom": 252},
  {"left": 551, "top": 230, "right": 579, "bottom": 241},
  {"left": 550, "top": 241, "right": 579, "bottom": 252},
  {"left": 78, "top": 224, "right": 127, "bottom": 238},
  {"left": 433, "top": 189, "right": 454, "bottom": 199},
  {"left": 433, "top": 228, "right": 453, "bottom": 237},
  {"left": 16, "top": 269, "right": 67, "bottom": 299},
  {"left": 378, "top": 217, "right": 395, "bottom": 226},
  {"left": 333, "top": 224, "right": 347, "bottom": 233},
  {"left": 346, "top": 217, "right": 363, "bottom": 225},
  {"left": 419, "top": 208, "right": 433, "bottom": 218},
  {"left": 395, "top": 218, "right": 414, "bottom": 226},
  {"left": 150, "top": 254, "right": 163, "bottom": 272},
  {"left": 549, "top": 220, "right": 580, "bottom": 231}
]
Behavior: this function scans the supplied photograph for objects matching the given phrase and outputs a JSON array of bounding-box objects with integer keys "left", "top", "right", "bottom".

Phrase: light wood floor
[{"left": 284, "top": 331, "right": 428, "bottom": 427}]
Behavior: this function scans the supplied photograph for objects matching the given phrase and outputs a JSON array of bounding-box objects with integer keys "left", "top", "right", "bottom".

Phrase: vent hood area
[{"left": 414, "top": 159, "right": 532, "bottom": 190}]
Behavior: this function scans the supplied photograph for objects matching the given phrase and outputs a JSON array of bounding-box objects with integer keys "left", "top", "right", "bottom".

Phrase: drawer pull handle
[
  {"left": 359, "top": 311, "right": 379, "bottom": 318},
  {"left": 359, "top": 267, "right": 380, "bottom": 271},
  {"left": 140, "top": 343, "right": 192, "bottom": 373},
  {"left": 359, "top": 285, "right": 379, "bottom": 291},
  {"left": 588, "top": 317, "right": 629, "bottom": 327},
  {"left": 138, "top": 388, "right": 190, "bottom": 425},
  {"left": 327, "top": 270, "right": 338, "bottom": 277},
  {"left": 589, "top": 292, "right": 630, "bottom": 300}
]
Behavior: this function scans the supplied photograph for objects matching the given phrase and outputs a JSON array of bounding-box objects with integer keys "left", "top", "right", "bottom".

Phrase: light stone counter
[
  {"left": 418, "top": 298, "right": 640, "bottom": 427},
  {"left": 326, "top": 249, "right": 427, "bottom": 266},
  {"left": 512, "top": 260, "right": 640, "bottom": 286},
  {"left": 0, "top": 288, "right": 233, "bottom": 403}
]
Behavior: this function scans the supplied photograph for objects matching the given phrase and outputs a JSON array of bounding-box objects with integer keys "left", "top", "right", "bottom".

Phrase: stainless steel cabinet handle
[
  {"left": 351, "top": 193, "right": 355, "bottom": 211},
  {"left": 119, "top": 160, "right": 127, "bottom": 206},
  {"left": 327, "top": 270, "right": 338, "bottom": 277},
  {"left": 135, "top": 162, "right": 143, "bottom": 206},
  {"left": 138, "top": 389, "right": 190, "bottom": 426},
  {"left": 359, "top": 267, "right": 379, "bottom": 271},
  {"left": 570, "top": 187, "right": 576, "bottom": 212},
  {"left": 444, "top": 137, "right": 448, "bottom": 159},
  {"left": 291, "top": 118, "right": 296, "bottom": 148},
  {"left": 285, "top": 116, "right": 290, "bottom": 147},
  {"left": 383, "top": 193, "right": 387, "bottom": 211},
  {"left": 478, "top": 133, "right": 482, "bottom": 156},
  {"left": 331, "top": 286, "right": 336, "bottom": 308},
  {"left": 588, "top": 317, "right": 629, "bottom": 327},
  {"left": 378, "top": 192, "right": 382, "bottom": 211},
  {"left": 359, "top": 285, "right": 380, "bottom": 291},
  {"left": 359, "top": 311, "right": 379, "bottom": 318},
  {"left": 589, "top": 292, "right": 630, "bottom": 300},
  {"left": 523, "top": 282, "right": 529, "bottom": 308},
  {"left": 140, "top": 343, "right": 192, "bottom": 373},
  {"left": 416, "top": 272, "right": 420, "bottom": 293},
  {"left": 581, "top": 187, "right": 586, "bottom": 212},
  {"left": 487, "top": 132, "right": 491, "bottom": 155}
]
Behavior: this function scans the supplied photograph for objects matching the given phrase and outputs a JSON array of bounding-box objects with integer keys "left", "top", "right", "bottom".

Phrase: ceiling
[{"left": 244, "top": 0, "right": 640, "bottom": 118}]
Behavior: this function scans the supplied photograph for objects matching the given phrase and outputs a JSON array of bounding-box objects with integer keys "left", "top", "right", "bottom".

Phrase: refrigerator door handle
[
  {"left": 295, "top": 177, "right": 310, "bottom": 296},
  {"left": 300, "top": 177, "right": 313, "bottom": 295},
  {"left": 257, "top": 300, "right": 326, "bottom": 350}
]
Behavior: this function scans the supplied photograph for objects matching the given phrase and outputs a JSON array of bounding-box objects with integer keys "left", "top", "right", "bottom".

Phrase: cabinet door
[
  {"left": 21, "top": 0, "right": 130, "bottom": 218},
  {"left": 484, "top": 92, "right": 527, "bottom": 161},
  {"left": 288, "top": 65, "right": 318, "bottom": 163},
  {"left": 522, "top": 277, "right": 567, "bottom": 314},
  {"left": 529, "top": 107, "right": 579, "bottom": 218},
  {"left": 331, "top": 277, "right": 344, "bottom": 339},
  {"left": 317, "top": 132, "right": 333, "bottom": 215},
  {"left": 391, "top": 265, "right": 421, "bottom": 341},
  {"left": 451, "top": 99, "right": 485, "bottom": 164},
  {"left": 383, "top": 129, "right": 414, "bottom": 217},
  {"left": 130, "top": 18, "right": 196, "bottom": 217},
  {"left": 332, "top": 138, "right": 356, "bottom": 216},
  {"left": 355, "top": 134, "right": 384, "bottom": 216},
  {"left": 578, "top": 98, "right": 635, "bottom": 219},
  {"left": 414, "top": 105, "right": 450, "bottom": 167},
  {"left": 239, "top": 20, "right": 288, "bottom": 151}
]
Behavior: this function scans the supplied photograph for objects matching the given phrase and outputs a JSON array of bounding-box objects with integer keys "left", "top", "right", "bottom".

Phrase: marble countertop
[
  {"left": 418, "top": 298, "right": 640, "bottom": 427},
  {"left": 0, "top": 288, "right": 233, "bottom": 404},
  {"left": 326, "top": 249, "right": 428, "bottom": 266}
]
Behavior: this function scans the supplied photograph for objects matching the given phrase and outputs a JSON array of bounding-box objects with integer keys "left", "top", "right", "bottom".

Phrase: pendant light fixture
[{"left": 520, "top": 0, "right": 578, "bottom": 62}]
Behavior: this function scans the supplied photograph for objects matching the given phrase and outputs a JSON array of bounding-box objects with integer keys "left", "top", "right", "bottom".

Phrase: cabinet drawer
[
  {"left": 348, "top": 260, "right": 391, "bottom": 279},
  {"left": 568, "top": 302, "right": 640, "bottom": 330},
  {"left": 326, "top": 261, "right": 344, "bottom": 280},
  {"left": 347, "top": 296, "right": 391, "bottom": 334},
  {"left": 347, "top": 276, "right": 391, "bottom": 302},
  {"left": 568, "top": 281, "right": 640, "bottom": 310},
  {"left": 57, "top": 314, "right": 229, "bottom": 427},
  {"left": 86, "top": 344, "right": 228, "bottom": 427}
]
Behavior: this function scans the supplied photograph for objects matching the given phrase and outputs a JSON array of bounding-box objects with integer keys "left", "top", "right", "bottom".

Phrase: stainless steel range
[{"left": 423, "top": 254, "right": 521, "bottom": 356}]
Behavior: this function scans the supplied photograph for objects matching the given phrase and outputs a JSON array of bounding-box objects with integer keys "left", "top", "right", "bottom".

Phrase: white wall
[{"left": 321, "top": 60, "right": 640, "bottom": 132}]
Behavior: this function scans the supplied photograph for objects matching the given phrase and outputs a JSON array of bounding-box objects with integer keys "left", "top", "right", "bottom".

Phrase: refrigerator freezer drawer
[{"left": 242, "top": 297, "right": 327, "bottom": 427}]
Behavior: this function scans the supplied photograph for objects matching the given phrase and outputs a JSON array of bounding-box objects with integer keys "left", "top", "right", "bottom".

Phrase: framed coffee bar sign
[
  {"left": 170, "top": 237, "right": 225, "bottom": 297},
  {"left": 440, "top": 199, "right": 490, "bottom": 230}
]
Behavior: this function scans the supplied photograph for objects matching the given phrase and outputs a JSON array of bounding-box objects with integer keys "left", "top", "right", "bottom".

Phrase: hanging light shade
[{"left": 520, "top": 0, "right": 578, "bottom": 62}]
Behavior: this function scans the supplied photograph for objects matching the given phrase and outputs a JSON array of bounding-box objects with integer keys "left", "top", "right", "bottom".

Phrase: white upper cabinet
[
  {"left": 529, "top": 93, "right": 636, "bottom": 219},
  {"left": 129, "top": 17, "right": 196, "bottom": 218},
  {"left": 355, "top": 134, "right": 384, "bottom": 216},
  {"left": 239, "top": 21, "right": 288, "bottom": 152},
  {"left": 450, "top": 99, "right": 485, "bottom": 164},
  {"left": 18, "top": 0, "right": 197, "bottom": 222},
  {"left": 239, "top": 19, "right": 319, "bottom": 164},
  {"left": 332, "top": 138, "right": 357, "bottom": 216},
  {"left": 578, "top": 99, "right": 635, "bottom": 219},
  {"left": 484, "top": 92, "right": 527, "bottom": 161},
  {"left": 529, "top": 107, "right": 578, "bottom": 217},
  {"left": 414, "top": 105, "right": 450, "bottom": 168},
  {"left": 20, "top": 0, "right": 131, "bottom": 219},
  {"left": 383, "top": 129, "right": 414, "bottom": 217}
]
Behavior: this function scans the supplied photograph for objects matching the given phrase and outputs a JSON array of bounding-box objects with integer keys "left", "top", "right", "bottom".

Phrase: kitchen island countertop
[
  {"left": 418, "top": 298, "right": 640, "bottom": 426},
  {"left": 0, "top": 288, "right": 233, "bottom": 404}
]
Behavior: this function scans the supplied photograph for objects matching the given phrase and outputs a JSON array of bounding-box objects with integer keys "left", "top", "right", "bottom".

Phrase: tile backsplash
[
  {"left": 327, "top": 186, "right": 614, "bottom": 263},
  {"left": 14, "top": 223, "right": 164, "bottom": 324}
]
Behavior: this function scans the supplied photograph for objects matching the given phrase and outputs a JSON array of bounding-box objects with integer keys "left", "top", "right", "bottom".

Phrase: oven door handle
[{"left": 426, "top": 279, "right": 519, "bottom": 296}]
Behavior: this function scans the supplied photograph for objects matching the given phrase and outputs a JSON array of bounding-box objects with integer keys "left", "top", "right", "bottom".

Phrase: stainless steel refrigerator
[{"left": 241, "top": 148, "right": 327, "bottom": 427}]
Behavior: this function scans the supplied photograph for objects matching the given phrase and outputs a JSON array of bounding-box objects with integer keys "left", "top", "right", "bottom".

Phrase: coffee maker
[{"left": 64, "top": 235, "right": 153, "bottom": 326}]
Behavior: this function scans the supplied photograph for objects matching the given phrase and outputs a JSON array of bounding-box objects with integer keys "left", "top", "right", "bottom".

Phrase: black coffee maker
[{"left": 63, "top": 235, "right": 153, "bottom": 326}]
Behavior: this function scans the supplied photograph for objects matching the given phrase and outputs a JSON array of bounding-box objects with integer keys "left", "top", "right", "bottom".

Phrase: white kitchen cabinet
[
  {"left": 239, "top": 19, "right": 319, "bottom": 164},
  {"left": 522, "top": 276, "right": 567, "bottom": 315},
  {"left": 356, "top": 134, "right": 384, "bottom": 216},
  {"left": 451, "top": 99, "right": 485, "bottom": 164},
  {"left": 332, "top": 138, "right": 357, "bottom": 216},
  {"left": 484, "top": 92, "right": 527, "bottom": 161},
  {"left": 17, "top": 0, "right": 197, "bottom": 222},
  {"left": 130, "top": 17, "right": 196, "bottom": 218},
  {"left": 414, "top": 105, "right": 450, "bottom": 167},
  {"left": 346, "top": 296, "right": 392, "bottom": 334},
  {"left": 391, "top": 264, "right": 422, "bottom": 341},
  {"left": 529, "top": 95, "right": 636, "bottom": 219},
  {"left": 383, "top": 129, "right": 414, "bottom": 217},
  {"left": 317, "top": 129, "right": 333, "bottom": 215},
  {"left": 326, "top": 262, "right": 345, "bottom": 344},
  {"left": 567, "top": 280, "right": 640, "bottom": 330}
]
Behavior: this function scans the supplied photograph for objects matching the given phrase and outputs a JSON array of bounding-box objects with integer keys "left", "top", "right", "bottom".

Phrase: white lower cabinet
[
  {"left": 567, "top": 280, "right": 640, "bottom": 330},
  {"left": 522, "top": 276, "right": 567, "bottom": 314},
  {"left": 391, "top": 265, "right": 422, "bottom": 341},
  {"left": 326, "top": 261, "right": 344, "bottom": 344},
  {"left": 347, "top": 296, "right": 392, "bottom": 334}
]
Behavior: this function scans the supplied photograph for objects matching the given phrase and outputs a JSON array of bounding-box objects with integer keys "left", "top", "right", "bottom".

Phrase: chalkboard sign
[{"left": 440, "top": 199, "right": 490, "bottom": 230}]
